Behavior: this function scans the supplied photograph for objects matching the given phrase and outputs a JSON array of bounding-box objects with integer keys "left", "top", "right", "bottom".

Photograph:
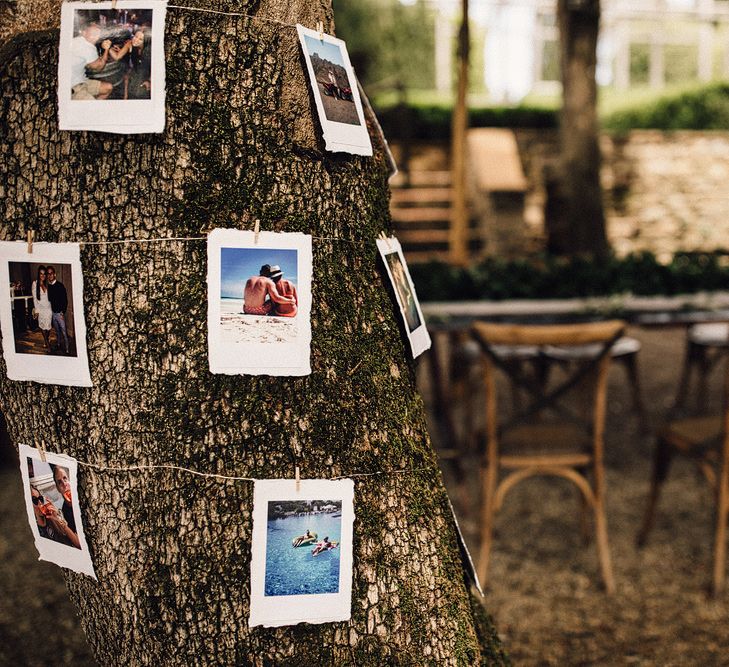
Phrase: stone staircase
[{"left": 389, "top": 165, "right": 483, "bottom": 264}]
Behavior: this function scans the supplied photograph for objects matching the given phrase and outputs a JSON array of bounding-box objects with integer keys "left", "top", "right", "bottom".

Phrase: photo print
[
  {"left": 376, "top": 236, "right": 431, "bottom": 358},
  {"left": 207, "top": 228, "right": 313, "bottom": 376},
  {"left": 296, "top": 24, "right": 372, "bottom": 156},
  {"left": 249, "top": 478, "right": 355, "bottom": 627},
  {"left": 19, "top": 444, "right": 97, "bottom": 578},
  {"left": 58, "top": 0, "right": 167, "bottom": 133},
  {"left": 0, "top": 242, "right": 92, "bottom": 386}
]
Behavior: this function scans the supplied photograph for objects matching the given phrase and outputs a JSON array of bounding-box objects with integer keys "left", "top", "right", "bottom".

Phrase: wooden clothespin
[
  {"left": 38, "top": 443, "right": 47, "bottom": 463},
  {"left": 254, "top": 220, "right": 260, "bottom": 245},
  {"left": 317, "top": 21, "right": 324, "bottom": 41},
  {"left": 295, "top": 465, "right": 301, "bottom": 493},
  {"left": 26, "top": 229, "right": 34, "bottom": 254}
]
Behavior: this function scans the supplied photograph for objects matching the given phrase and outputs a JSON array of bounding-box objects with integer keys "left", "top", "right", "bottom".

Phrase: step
[
  {"left": 391, "top": 187, "right": 453, "bottom": 205},
  {"left": 391, "top": 207, "right": 452, "bottom": 224},
  {"left": 396, "top": 229, "right": 482, "bottom": 244},
  {"left": 401, "top": 250, "right": 454, "bottom": 264},
  {"left": 391, "top": 170, "right": 452, "bottom": 188}
]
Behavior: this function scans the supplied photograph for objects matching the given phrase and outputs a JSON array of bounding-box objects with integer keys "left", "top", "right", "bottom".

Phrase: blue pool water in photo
[{"left": 265, "top": 513, "right": 342, "bottom": 597}]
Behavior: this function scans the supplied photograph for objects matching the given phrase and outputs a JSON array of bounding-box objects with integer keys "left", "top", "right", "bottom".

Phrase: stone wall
[
  {"left": 393, "top": 130, "right": 729, "bottom": 260},
  {"left": 515, "top": 129, "right": 729, "bottom": 260}
]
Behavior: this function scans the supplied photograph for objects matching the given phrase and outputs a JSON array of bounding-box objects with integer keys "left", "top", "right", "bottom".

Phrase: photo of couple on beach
[
  {"left": 248, "top": 478, "right": 354, "bottom": 628},
  {"left": 219, "top": 247, "right": 299, "bottom": 344},
  {"left": 19, "top": 445, "right": 96, "bottom": 578},
  {"left": 207, "top": 230, "right": 312, "bottom": 376}
]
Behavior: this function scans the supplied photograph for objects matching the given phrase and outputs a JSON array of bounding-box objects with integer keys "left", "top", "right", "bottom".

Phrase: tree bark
[
  {"left": 550, "top": 0, "right": 608, "bottom": 258},
  {"left": 0, "top": 2, "right": 507, "bottom": 664}
]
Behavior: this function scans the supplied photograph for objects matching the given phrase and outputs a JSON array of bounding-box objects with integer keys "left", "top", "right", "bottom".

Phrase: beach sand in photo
[{"left": 220, "top": 298, "right": 298, "bottom": 345}]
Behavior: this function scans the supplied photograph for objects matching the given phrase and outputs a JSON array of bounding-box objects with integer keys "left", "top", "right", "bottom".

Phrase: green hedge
[
  {"left": 375, "top": 84, "right": 729, "bottom": 139},
  {"left": 602, "top": 83, "right": 729, "bottom": 131},
  {"left": 376, "top": 104, "right": 558, "bottom": 140},
  {"left": 410, "top": 252, "right": 729, "bottom": 302}
]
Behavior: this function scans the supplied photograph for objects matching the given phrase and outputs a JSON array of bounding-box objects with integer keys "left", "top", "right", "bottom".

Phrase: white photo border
[
  {"left": 58, "top": 0, "right": 167, "bottom": 134},
  {"left": 0, "top": 241, "right": 92, "bottom": 386},
  {"left": 296, "top": 24, "right": 373, "bottom": 156},
  {"left": 207, "top": 228, "right": 313, "bottom": 376},
  {"left": 249, "top": 478, "right": 355, "bottom": 627},
  {"left": 19, "top": 444, "right": 97, "bottom": 579},
  {"left": 376, "top": 236, "right": 431, "bottom": 358}
]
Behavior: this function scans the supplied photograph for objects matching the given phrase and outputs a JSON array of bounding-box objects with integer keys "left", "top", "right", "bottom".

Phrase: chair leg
[
  {"left": 712, "top": 458, "right": 729, "bottom": 596},
  {"left": 593, "top": 483, "right": 615, "bottom": 594},
  {"left": 672, "top": 340, "right": 699, "bottom": 414},
  {"left": 577, "top": 467, "right": 591, "bottom": 545},
  {"left": 620, "top": 352, "right": 648, "bottom": 433},
  {"left": 477, "top": 462, "right": 498, "bottom": 589},
  {"left": 637, "top": 437, "right": 673, "bottom": 547}
]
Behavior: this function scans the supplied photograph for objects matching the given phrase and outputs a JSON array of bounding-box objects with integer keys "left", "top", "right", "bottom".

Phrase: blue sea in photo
[{"left": 264, "top": 513, "right": 342, "bottom": 597}]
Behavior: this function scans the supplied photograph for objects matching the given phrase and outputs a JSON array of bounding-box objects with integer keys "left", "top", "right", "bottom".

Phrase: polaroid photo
[
  {"left": 296, "top": 24, "right": 372, "bottom": 156},
  {"left": 207, "top": 229, "right": 313, "bottom": 376},
  {"left": 0, "top": 242, "right": 92, "bottom": 386},
  {"left": 376, "top": 236, "right": 431, "bottom": 358},
  {"left": 249, "top": 478, "right": 355, "bottom": 627},
  {"left": 19, "top": 444, "right": 96, "bottom": 578},
  {"left": 58, "top": 0, "right": 167, "bottom": 133}
]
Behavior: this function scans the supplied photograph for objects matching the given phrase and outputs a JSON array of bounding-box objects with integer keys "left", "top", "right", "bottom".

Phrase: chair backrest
[{"left": 471, "top": 320, "right": 626, "bottom": 456}]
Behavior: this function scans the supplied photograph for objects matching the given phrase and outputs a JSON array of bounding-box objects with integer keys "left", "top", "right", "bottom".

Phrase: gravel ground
[{"left": 1, "top": 325, "right": 728, "bottom": 665}]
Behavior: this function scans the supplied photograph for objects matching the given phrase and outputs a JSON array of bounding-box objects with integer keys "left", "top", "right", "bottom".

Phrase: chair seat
[
  {"left": 490, "top": 344, "right": 541, "bottom": 360},
  {"left": 660, "top": 415, "right": 723, "bottom": 453},
  {"left": 543, "top": 336, "right": 641, "bottom": 361},
  {"left": 499, "top": 423, "right": 592, "bottom": 467},
  {"left": 688, "top": 323, "right": 729, "bottom": 347}
]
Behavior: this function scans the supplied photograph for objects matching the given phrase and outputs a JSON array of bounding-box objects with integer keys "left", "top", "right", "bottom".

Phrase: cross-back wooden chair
[
  {"left": 471, "top": 320, "right": 626, "bottom": 593},
  {"left": 637, "top": 353, "right": 729, "bottom": 596}
]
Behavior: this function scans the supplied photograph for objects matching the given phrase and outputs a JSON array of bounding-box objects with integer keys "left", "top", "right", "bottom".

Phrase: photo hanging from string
[{"left": 57, "top": 0, "right": 167, "bottom": 133}]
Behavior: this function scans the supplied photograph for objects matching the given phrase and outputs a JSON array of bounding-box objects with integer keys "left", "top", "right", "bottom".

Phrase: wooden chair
[
  {"left": 672, "top": 322, "right": 729, "bottom": 414},
  {"left": 544, "top": 335, "right": 648, "bottom": 432},
  {"left": 471, "top": 320, "right": 626, "bottom": 593},
  {"left": 637, "top": 354, "right": 729, "bottom": 596}
]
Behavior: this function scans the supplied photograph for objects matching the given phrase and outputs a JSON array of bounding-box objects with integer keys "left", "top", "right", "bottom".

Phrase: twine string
[
  {"left": 167, "top": 4, "right": 298, "bottom": 27},
  {"left": 73, "top": 234, "right": 369, "bottom": 247},
  {"left": 73, "top": 458, "right": 434, "bottom": 483}
]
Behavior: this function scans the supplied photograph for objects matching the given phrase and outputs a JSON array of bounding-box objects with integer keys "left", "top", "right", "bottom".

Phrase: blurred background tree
[{"left": 332, "top": 0, "right": 435, "bottom": 90}]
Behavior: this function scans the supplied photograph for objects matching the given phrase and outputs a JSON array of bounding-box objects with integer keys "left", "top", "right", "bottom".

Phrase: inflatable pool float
[
  {"left": 312, "top": 541, "right": 339, "bottom": 557},
  {"left": 292, "top": 532, "right": 317, "bottom": 547}
]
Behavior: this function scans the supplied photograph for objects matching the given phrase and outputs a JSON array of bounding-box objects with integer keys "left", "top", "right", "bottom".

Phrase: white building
[{"left": 430, "top": 0, "right": 729, "bottom": 102}]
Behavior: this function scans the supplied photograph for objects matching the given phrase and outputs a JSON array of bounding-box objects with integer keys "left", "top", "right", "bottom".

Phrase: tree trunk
[
  {"left": 450, "top": 0, "right": 469, "bottom": 266},
  {"left": 550, "top": 0, "right": 608, "bottom": 258},
  {"left": 0, "top": 2, "right": 507, "bottom": 664}
]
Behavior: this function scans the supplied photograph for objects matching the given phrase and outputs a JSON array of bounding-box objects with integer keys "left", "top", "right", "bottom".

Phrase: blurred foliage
[
  {"left": 378, "top": 103, "right": 558, "bottom": 140},
  {"left": 603, "top": 83, "right": 729, "bottom": 131},
  {"left": 409, "top": 251, "right": 729, "bottom": 301},
  {"left": 372, "top": 82, "right": 729, "bottom": 139},
  {"left": 333, "top": 0, "right": 435, "bottom": 89}
]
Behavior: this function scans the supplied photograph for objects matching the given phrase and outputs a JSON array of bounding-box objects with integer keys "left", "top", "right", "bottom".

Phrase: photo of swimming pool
[{"left": 264, "top": 503, "right": 342, "bottom": 597}]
